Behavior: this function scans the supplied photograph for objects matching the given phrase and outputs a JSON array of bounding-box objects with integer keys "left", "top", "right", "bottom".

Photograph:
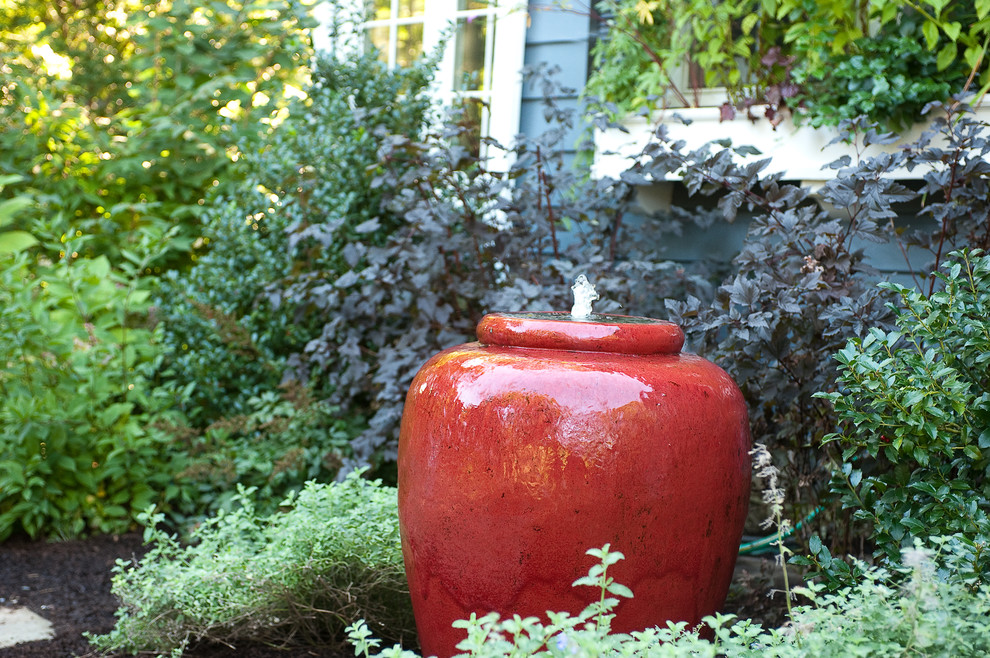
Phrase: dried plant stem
[{"left": 750, "top": 444, "right": 795, "bottom": 622}]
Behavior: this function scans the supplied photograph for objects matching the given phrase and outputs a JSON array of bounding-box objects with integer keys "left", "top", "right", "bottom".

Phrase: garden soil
[
  {"left": 0, "top": 533, "right": 787, "bottom": 657},
  {"left": 0, "top": 532, "right": 347, "bottom": 657}
]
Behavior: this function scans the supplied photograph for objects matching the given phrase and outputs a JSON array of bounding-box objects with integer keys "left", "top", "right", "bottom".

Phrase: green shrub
[
  {"left": 350, "top": 542, "right": 990, "bottom": 658},
  {"left": 0, "top": 0, "right": 317, "bottom": 538},
  {"left": 88, "top": 471, "right": 414, "bottom": 657},
  {"left": 809, "top": 249, "right": 990, "bottom": 584},
  {"left": 0, "top": 0, "right": 314, "bottom": 265},
  {"left": 0, "top": 207, "right": 191, "bottom": 539},
  {"left": 151, "top": 51, "right": 437, "bottom": 489},
  {"left": 585, "top": 0, "right": 981, "bottom": 129},
  {"left": 169, "top": 384, "right": 354, "bottom": 520},
  {"left": 792, "top": 30, "right": 967, "bottom": 131}
]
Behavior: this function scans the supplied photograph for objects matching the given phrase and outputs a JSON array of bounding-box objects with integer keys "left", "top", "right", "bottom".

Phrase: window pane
[
  {"left": 370, "top": 0, "right": 390, "bottom": 20},
  {"left": 396, "top": 22, "right": 424, "bottom": 67},
  {"left": 399, "top": 0, "right": 425, "bottom": 18},
  {"left": 365, "top": 26, "right": 390, "bottom": 62},
  {"left": 454, "top": 97, "right": 487, "bottom": 158},
  {"left": 458, "top": 0, "right": 490, "bottom": 9},
  {"left": 454, "top": 16, "right": 487, "bottom": 91}
]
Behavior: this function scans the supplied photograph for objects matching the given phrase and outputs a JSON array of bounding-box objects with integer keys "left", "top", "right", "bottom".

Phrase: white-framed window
[{"left": 314, "top": 1, "right": 527, "bottom": 161}]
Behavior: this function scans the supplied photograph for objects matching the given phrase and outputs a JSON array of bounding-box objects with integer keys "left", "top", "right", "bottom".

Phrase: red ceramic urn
[{"left": 397, "top": 312, "right": 750, "bottom": 657}]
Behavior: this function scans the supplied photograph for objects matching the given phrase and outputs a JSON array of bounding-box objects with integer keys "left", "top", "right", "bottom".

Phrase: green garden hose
[{"left": 738, "top": 505, "right": 824, "bottom": 555}]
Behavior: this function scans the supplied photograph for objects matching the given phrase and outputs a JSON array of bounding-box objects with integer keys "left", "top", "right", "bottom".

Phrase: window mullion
[{"left": 427, "top": 0, "right": 457, "bottom": 103}]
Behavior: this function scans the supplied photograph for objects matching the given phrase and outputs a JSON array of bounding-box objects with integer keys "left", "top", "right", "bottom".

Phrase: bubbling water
[{"left": 570, "top": 275, "right": 600, "bottom": 319}]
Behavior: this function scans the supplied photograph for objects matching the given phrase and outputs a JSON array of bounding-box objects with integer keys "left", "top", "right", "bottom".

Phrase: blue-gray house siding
[{"left": 520, "top": 3, "right": 594, "bottom": 158}]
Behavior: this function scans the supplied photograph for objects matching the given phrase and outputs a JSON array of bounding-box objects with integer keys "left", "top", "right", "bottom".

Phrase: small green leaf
[
  {"left": 607, "top": 582, "right": 634, "bottom": 599},
  {"left": 0, "top": 230, "right": 38, "bottom": 254},
  {"left": 937, "top": 43, "right": 957, "bottom": 71},
  {"left": 0, "top": 197, "right": 32, "bottom": 227},
  {"left": 943, "top": 21, "right": 962, "bottom": 42},
  {"left": 741, "top": 13, "right": 759, "bottom": 35},
  {"left": 922, "top": 21, "right": 939, "bottom": 50}
]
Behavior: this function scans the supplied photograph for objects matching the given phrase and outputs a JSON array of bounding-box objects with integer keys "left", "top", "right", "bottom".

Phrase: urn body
[{"left": 398, "top": 313, "right": 750, "bottom": 657}]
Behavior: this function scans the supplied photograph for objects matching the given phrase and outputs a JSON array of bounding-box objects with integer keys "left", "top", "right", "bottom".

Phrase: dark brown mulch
[
  {"left": 0, "top": 532, "right": 789, "bottom": 658},
  {"left": 0, "top": 533, "right": 347, "bottom": 658}
]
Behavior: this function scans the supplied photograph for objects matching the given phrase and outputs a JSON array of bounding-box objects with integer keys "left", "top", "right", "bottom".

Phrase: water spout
[{"left": 570, "top": 275, "right": 599, "bottom": 319}]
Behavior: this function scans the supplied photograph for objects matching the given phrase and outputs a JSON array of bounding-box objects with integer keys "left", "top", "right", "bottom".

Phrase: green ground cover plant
[
  {"left": 349, "top": 543, "right": 990, "bottom": 658},
  {"left": 88, "top": 471, "right": 414, "bottom": 657}
]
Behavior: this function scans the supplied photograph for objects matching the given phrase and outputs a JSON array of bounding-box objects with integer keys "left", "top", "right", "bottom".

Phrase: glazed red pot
[{"left": 398, "top": 312, "right": 750, "bottom": 657}]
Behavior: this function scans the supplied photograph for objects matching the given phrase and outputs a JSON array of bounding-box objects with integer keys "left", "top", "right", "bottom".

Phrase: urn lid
[{"left": 476, "top": 312, "right": 684, "bottom": 355}]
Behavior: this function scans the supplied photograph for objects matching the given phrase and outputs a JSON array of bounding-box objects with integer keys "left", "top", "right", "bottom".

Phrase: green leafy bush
[
  {"left": 152, "top": 50, "right": 438, "bottom": 492},
  {"left": 585, "top": 0, "right": 986, "bottom": 128},
  {"left": 0, "top": 0, "right": 317, "bottom": 538},
  {"left": 811, "top": 249, "right": 990, "bottom": 582},
  {"left": 88, "top": 471, "right": 414, "bottom": 657},
  {"left": 792, "top": 30, "right": 967, "bottom": 130},
  {"left": 586, "top": 0, "right": 789, "bottom": 116},
  {"left": 0, "top": 211, "right": 190, "bottom": 539},
  {"left": 350, "top": 542, "right": 990, "bottom": 658},
  {"left": 0, "top": 0, "right": 314, "bottom": 264},
  {"left": 170, "top": 384, "right": 354, "bottom": 519}
]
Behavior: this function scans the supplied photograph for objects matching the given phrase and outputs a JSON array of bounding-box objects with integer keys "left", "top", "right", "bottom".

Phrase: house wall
[
  {"left": 520, "top": 2, "right": 594, "bottom": 160},
  {"left": 516, "top": 4, "right": 936, "bottom": 280}
]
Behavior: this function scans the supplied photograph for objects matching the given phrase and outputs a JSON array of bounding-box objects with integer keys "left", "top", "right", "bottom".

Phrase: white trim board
[{"left": 593, "top": 104, "right": 990, "bottom": 185}]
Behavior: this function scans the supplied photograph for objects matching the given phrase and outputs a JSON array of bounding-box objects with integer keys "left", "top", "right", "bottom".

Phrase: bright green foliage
[
  {"left": 0, "top": 0, "right": 323, "bottom": 536},
  {"left": 815, "top": 250, "right": 990, "bottom": 581},
  {"left": 789, "top": 15, "right": 968, "bottom": 130},
  {"left": 169, "top": 386, "right": 354, "bottom": 519},
  {"left": 586, "top": 0, "right": 989, "bottom": 128},
  {"left": 349, "top": 541, "right": 990, "bottom": 658},
  {"left": 0, "top": 0, "right": 314, "bottom": 263},
  {"left": 585, "top": 1, "right": 680, "bottom": 112},
  {"left": 0, "top": 175, "right": 38, "bottom": 254},
  {"left": 0, "top": 212, "right": 191, "bottom": 540},
  {"left": 587, "top": 0, "right": 785, "bottom": 113},
  {"left": 778, "top": 0, "right": 990, "bottom": 83},
  {"left": 88, "top": 471, "right": 414, "bottom": 657}
]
